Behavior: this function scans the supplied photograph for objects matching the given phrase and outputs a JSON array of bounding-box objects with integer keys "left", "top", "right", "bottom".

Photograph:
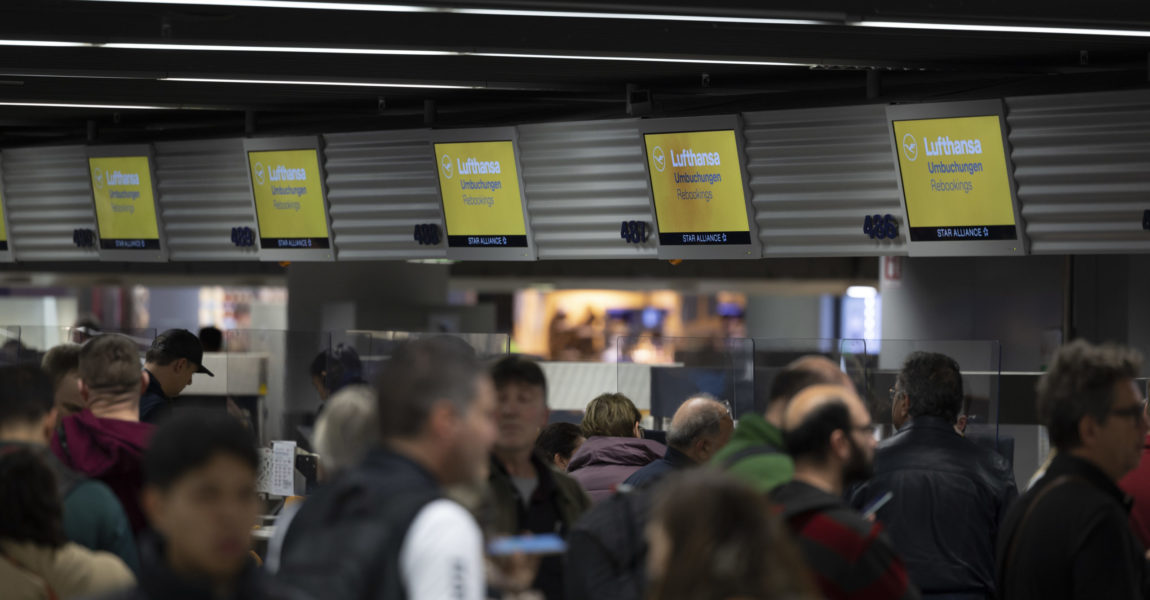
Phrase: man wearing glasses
[
  {"left": 771, "top": 384, "right": 919, "bottom": 600},
  {"left": 852, "top": 352, "right": 1017, "bottom": 600},
  {"left": 996, "top": 340, "right": 1148, "bottom": 600}
]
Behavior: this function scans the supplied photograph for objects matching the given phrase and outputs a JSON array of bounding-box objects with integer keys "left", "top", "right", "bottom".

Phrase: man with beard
[{"left": 770, "top": 385, "right": 920, "bottom": 600}]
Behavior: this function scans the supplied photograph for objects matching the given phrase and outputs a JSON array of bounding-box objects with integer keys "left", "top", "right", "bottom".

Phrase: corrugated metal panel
[
  {"left": 3, "top": 145, "right": 99, "bottom": 262},
  {"left": 1007, "top": 90, "right": 1150, "bottom": 254},
  {"left": 518, "top": 119, "right": 656, "bottom": 259},
  {"left": 744, "top": 105, "right": 907, "bottom": 257},
  {"left": 154, "top": 138, "right": 258, "bottom": 261},
  {"left": 322, "top": 129, "right": 445, "bottom": 260}
]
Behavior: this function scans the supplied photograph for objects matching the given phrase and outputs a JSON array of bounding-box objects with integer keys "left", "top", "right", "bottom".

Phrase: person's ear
[
  {"left": 830, "top": 429, "right": 850, "bottom": 462},
  {"left": 39, "top": 409, "right": 58, "bottom": 442},
  {"left": 1079, "top": 415, "right": 1100, "bottom": 448},
  {"left": 633, "top": 422, "right": 641, "bottom": 438},
  {"left": 139, "top": 372, "right": 149, "bottom": 397},
  {"left": 554, "top": 453, "right": 565, "bottom": 470},
  {"left": 78, "top": 380, "right": 92, "bottom": 406},
  {"left": 427, "top": 402, "right": 459, "bottom": 440}
]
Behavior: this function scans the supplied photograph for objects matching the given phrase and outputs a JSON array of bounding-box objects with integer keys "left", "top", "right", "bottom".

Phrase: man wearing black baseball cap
[{"left": 140, "top": 329, "right": 214, "bottom": 424}]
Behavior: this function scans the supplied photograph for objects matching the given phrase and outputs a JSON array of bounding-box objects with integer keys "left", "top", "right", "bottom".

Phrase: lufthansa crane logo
[
  {"left": 93, "top": 168, "right": 105, "bottom": 190},
  {"left": 441, "top": 154, "right": 453, "bottom": 179},
  {"left": 901, "top": 133, "right": 918, "bottom": 162},
  {"left": 651, "top": 145, "right": 666, "bottom": 173},
  {"left": 254, "top": 162, "right": 266, "bottom": 185}
]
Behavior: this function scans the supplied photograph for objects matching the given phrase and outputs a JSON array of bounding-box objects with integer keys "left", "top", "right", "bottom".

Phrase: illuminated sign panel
[
  {"left": 247, "top": 149, "right": 331, "bottom": 250},
  {"left": 433, "top": 140, "right": 528, "bottom": 249},
  {"left": 893, "top": 115, "right": 1017, "bottom": 242},
  {"left": 88, "top": 156, "right": 161, "bottom": 250},
  {"left": 643, "top": 129, "right": 751, "bottom": 246}
]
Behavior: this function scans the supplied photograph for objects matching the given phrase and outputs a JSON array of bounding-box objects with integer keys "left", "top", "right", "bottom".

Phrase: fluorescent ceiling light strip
[
  {"left": 472, "top": 51, "right": 807, "bottom": 67},
  {"left": 84, "top": 0, "right": 827, "bottom": 25},
  {"left": 856, "top": 20, "right": 1150, "bottom": 38},
  {"left": 105, "top": 42, "right": 453, "bottom": 55},
  {"left": 0, "top": 40, "right": 93, "bottom": 48},
  {"left": 7, "top": 38, "right": 807, "bottom": 66},
  {"left": 164, "top": 76, "right": 477, "bottom": 88},
  {"left": 0, "top": 101, "right": 165, "bottom": 109}
]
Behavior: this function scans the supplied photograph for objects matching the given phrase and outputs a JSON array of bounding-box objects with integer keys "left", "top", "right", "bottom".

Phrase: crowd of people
[{"left": 0, "top": 328, "right": 1147, "bottom": 600}]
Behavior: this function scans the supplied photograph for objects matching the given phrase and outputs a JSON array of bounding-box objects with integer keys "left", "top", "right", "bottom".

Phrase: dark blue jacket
[
  {"left": 139, "top": 370, "right": 171, "bottom": 425},
  {"left": 852, "top": 416, "right": 1017, "bottom": 600},
  {"left": 622, "top": 446, "right": 694, "bottom": 489}
]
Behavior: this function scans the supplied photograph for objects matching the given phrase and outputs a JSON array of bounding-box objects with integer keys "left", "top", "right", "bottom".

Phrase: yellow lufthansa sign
[
  {"left": 643, "top": 130, "right": 751, "bottom": 246},
  {"left": 434, "top": 140, "right": 528, "bottom": 248},
  {"left": 893, "top": 115, "right": 1018, "bottom": 242},
  {"left": 88, "top": 156, "right": 161, "bottom": 250},
  {"left": 248, "top": 149, "right": 330, "bottom": 249}
]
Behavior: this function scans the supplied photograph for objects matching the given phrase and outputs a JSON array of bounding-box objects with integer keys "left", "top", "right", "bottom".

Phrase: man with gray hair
[{"left": 624, "top": 394, "right": 734, "bottom": 488}]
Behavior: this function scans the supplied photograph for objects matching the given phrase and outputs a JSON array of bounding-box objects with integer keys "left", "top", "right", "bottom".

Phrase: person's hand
[{"left": 489, "top": 552, "right": 541, "bottom": 594}]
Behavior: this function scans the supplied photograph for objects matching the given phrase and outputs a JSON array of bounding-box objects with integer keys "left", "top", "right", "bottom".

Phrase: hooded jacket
[
  {"left": 566, "top": 437, "right": 664, "bottom": 503},
  {"left": 0, "top": 539, "right": 134, "bottom": 600},
  {"left": 51, "top": 410, "right": 153, "bottom": 535}
]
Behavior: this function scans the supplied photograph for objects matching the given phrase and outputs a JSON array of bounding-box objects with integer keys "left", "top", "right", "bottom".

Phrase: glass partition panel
[
  {"left": 749, "top": 338, "right": 846, "bottom": 420},
  {"left": 336, "top": 330, "right": 511, "bottom": 386},
  {"left": 616, "top": 336, "right": 754, "bottom": 431},
  {"left": 225, "top": 330, "right": 332, "bottom": 446},
  {"left": 0, "top": 326, "right": 22, "bottom": 365}
]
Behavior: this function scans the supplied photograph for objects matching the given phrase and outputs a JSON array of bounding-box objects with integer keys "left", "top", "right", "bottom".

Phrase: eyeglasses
[
  {"left": 1110, "top": 400, "right": 1149, "bottom": 421},
  {"left": 889, "top": 386, "right": 903, "bottom": 402}
]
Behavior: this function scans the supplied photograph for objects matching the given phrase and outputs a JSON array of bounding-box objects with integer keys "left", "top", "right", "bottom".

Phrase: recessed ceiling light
[
  {"left": 0, "top": 101, "right": 166, "bottom": 109},
  {"left": 163, "top": 76, "right": 478, "bottom": 89}
]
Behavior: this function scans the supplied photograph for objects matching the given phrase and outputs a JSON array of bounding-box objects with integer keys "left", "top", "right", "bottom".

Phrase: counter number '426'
[{"left": 863, "top": 214, "right": 899, "bottom": 240}]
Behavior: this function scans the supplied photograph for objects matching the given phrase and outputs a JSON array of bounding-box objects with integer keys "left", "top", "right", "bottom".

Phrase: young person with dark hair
[
  {"left": 53, "top": 334, "right": 154, "bottom": 535},
  {"left": 141, "top": 329, "right": 214, "bottom": 424},
  {"left": 996, "top": 341, "right": 1147, "bottom": 600},
  {"left": 0, "top": 449, "right": 135, "bottom": 600},
  {"left": 308, "top": 345, "right": 366, "bottom": 408},
  {"left": 278, "top": 337, "right": 497, "bottom": 600},
  {"left": 771, "top": 385, "right": 918, "bottom": 600},
  {"left": 41, "top": 344, "right": 85, "bottom": 418},
  {"left": 0, "top": 364, "right": 137, "bottom": 570},
  {"left": 535, "top": 422, "right": 585, "bottom": 472},
  {"left": 711, "top": 355, "right": 853, "bottom": 493},
  {"left": 96, "top": 411, "right": 309, "bottom": 600},
  {"left": 854, "top": 352, "right": 1016, "bottom": 600}
]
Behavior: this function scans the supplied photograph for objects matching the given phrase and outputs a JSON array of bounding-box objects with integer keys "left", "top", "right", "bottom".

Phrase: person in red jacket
[
  {"left": 1118, "top": 428, "right": 1150, "bottom": 547},
  {"left": 52, "top": 334, "right": 154, "bottom": 535}
]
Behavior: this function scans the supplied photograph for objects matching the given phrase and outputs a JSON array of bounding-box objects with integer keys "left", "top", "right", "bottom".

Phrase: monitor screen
[
  {"left": 892, "top": 114, "right": 1019, "bottom": 244},
  {"left": 87, "top": 155, "right": 161, "bottom": 251},
  {"left": 247, "top": 148, "right": 331, "bottom": 250},
  {"left": 643, "top": 129, "right": 754, "bottom": 250},
  {"left": 433, "top": 140, "right": 528, "bottom": 250}
]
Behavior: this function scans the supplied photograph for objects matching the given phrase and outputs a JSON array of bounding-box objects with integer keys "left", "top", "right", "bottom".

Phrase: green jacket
[
  {"left": 709, "top": 414, "right": 794, "bottom": 493},
  {"left": 488, "top": 453, "right": 591, "bottom": 536}
]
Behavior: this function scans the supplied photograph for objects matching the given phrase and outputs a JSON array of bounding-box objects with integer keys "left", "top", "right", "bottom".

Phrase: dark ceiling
[{"left": 0, "top": 0, "right": 1147, "bottom": 145}]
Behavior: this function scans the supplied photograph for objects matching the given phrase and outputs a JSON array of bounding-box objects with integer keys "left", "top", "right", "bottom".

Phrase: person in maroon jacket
[
  {"left": 567, "top": 393, "right": 664, "bottom": 503},
  {"left": 770, "top": 384, "right": 920, "bottom": 600},
  {"left": 53, "top": 334, "right": 154, "bottom": 535}
]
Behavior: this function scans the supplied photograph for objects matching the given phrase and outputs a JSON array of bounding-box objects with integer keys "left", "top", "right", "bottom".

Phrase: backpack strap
[
  {"left": 997, "top": 475, "right": 1086, "bottom": 595},
  {"left": 721, "top": 444, "right": 780, "bottom": 470}
]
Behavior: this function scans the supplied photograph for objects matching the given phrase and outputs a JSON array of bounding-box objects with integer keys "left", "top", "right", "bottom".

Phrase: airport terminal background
[{"left": 3, "top": 254, "right": 1150, "bottom": 487}]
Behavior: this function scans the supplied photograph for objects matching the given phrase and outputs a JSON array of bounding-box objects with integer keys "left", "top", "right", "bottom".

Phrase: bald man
[
  {"left": 770, "top": 385, "right": 919, "bottom": 600},
  {"left": 624, "top": 395, "right": 734, "bottom": 488},
  {"left": 710, "top": 355, "right": 853, "bottom": 492}
]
